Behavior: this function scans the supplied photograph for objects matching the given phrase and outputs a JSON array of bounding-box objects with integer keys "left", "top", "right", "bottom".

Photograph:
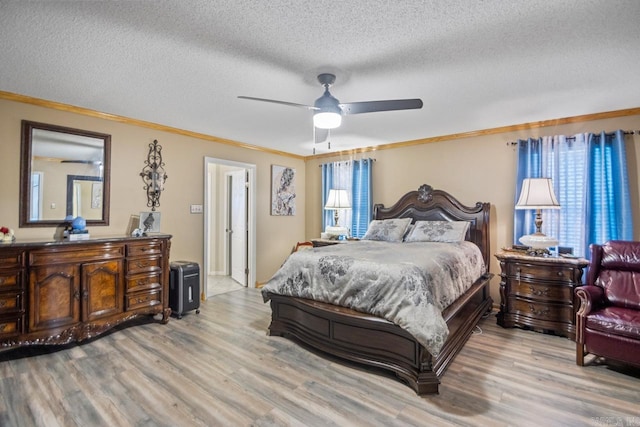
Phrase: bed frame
[{"left": 265, "top": 184, "right": 493, "bottom": 395}]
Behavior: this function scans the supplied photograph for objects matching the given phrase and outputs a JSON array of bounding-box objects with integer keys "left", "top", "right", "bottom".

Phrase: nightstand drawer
[
  {"left": 510, "top": 298, "right": 573, "bottom": 323},
  {"left": 507, "top": 263, "right": 574, "bottom": 282},
  {"left": 510, "top": 280, "right": 573, "bottom": 303}
]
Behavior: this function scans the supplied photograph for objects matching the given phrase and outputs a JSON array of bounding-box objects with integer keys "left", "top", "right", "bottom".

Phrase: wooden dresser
[
  {"left": 0, "top": 235, "right": 171, "bottom": 350},
  {"left": 495, "top": 250, "right": 588, "bottom": 340}
]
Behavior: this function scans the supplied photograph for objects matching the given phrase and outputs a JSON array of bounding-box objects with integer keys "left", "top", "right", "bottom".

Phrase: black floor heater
[{"left": 169, "top": 261, "right": 201, "bottom": 318}]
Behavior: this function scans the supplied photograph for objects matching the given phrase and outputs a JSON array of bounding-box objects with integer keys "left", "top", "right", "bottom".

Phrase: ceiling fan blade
[
  {"left": 314, "top": 127, "right": 329, "bottom": 144},
  {"left": 238, "top": 96, "right": 317, "bottom": 110},
  {"left": 339, "top": 99, "right": 423, "bottom": 115}
]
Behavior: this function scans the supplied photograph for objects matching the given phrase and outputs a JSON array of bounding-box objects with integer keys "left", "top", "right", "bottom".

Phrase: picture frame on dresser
[{"left": 140, "top": 211, "right": 161, "bottom": 233}]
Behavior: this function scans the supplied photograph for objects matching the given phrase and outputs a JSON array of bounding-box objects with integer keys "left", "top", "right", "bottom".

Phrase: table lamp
[
  {"left": 324, "top": 189, "right": 351, "bottom": 237},
  {"left": 515, "top": 178, "right": 560, "bottom": 251}
]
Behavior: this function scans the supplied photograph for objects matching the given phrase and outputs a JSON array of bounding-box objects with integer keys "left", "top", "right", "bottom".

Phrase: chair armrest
[{"left": 575, "top": 285, "right": 605, "bottom": 317}]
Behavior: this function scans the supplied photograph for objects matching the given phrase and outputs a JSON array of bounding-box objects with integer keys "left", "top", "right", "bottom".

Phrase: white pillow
[
  {"left": 362, "top": 218, "right": 412, "bottom": 242},
  {"left": 404, "top": 220, "right": 470, "bottom": 243}
]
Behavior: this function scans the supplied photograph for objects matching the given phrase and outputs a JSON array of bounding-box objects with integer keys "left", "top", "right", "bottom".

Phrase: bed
[{"left": 262, "top": 184, "right": 493, "bottom": 395}]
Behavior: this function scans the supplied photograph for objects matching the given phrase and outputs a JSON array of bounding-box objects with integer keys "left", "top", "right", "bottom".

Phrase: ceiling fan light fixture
[{"left": 313, "top": 111, "right": 342, "bottom": 129}]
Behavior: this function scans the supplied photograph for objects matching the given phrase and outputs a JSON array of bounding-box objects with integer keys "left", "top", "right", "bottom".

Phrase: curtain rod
[
  {"left": 507, "top": 130, "right": 638, "bottom": 146},
  {"left": 318, "top": 158, "right": 377, "bottom": 167}
]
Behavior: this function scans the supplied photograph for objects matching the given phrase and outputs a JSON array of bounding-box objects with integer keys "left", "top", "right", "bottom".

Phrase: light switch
[{"left": 190, "top": 204, "right": 203, "bottom": 214}]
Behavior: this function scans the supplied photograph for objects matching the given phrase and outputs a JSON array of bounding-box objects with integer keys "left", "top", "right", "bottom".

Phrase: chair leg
[{"left": 576, "top": 342, "right": 585, "bottom": 366}]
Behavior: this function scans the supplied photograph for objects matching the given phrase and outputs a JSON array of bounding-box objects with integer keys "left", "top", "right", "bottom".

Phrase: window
[
  {"left": 514, "top": 130, "right": 633, "bottom": 259},
  {"left": 321, "top": 159, "right": 373, "bottom": 238}
]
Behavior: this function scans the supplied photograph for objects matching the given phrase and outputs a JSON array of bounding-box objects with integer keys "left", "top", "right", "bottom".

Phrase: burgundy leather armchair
[{"left": 575, "top": 240, "right": 640, "bottom": 367}]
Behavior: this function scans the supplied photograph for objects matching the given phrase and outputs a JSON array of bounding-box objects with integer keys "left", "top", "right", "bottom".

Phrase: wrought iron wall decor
[{"left": 140, "top": 139, "right": 168, "bottom": 211}]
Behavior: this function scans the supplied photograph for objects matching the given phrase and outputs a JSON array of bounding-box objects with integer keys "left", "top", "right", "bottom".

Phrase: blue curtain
[
  {"left": 321, "top": 159, "right": 373, "bottom": 238},
  {"left": 351, "top": 159, "right": 373, "bottom": 238},
  {"left": 513, "top": 137, "right": 542, "bottom": 242},
  {"left": 321, "top": 162, "right": 335, "bottom": 231},
  {"left": 586, "top": 130, "right": 633, "bottom": 244},
  {"left": 514, "top": 130, "right": 633, "bottom": 259}
]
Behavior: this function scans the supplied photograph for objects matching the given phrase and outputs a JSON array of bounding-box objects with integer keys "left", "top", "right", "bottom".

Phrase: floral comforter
[{"left": 261, "top": 240, "right": 485, "bottom": 356}]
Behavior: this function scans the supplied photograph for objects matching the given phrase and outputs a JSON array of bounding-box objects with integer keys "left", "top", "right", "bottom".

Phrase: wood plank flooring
[{"left": 1, "top": 288, "right": 638, "bottom": 427}]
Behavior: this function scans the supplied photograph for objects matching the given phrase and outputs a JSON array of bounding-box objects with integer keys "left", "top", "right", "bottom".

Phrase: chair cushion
[
  {"left": 586, "top": 306, "right": 640, "bottom": 339},
  {"left": 595, "top": 241, "right": 640, "bottom": 310},
  {"left": 600, "top": 240, "right": 640, "bottom": 271},
  {"left": 596, "top": 270, "right": 640, "bottom": 310}
]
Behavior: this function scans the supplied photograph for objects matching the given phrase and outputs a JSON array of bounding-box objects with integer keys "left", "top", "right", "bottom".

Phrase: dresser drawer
[
  {"left": 29, "top": 244, "right": 125, "bottom": 265},
  {"left": 126, "top": 272, "right": 162, "bottom": 292},
  {"left": 0, "top": 315, "right": 23, "bottom": 338},
  {"left": 126, "top": 256, "right": 162, "bottom": 275},
  {"left": 510, "top": 297, "right": 573, "bottom": 323},
  {"left": 509, "top": 279, "right": 573, "bottom": 303},
  {"left": 0, "top": 250, "right": 24, "bottom": 269},
  {"left": 0, "top": 292, "right": 22, "bottom": 314},
  {"left": 507, "top": 263, "right": 574, "bottom": 282},
  {"left": 0, "top": 272, "right": 22, "bottom": 290},
  {"left": 127, "top": 241, "right": 163, "bottom": 257},
  {"left": 126, "top": 289, "right": 162, "bottom": 310}
]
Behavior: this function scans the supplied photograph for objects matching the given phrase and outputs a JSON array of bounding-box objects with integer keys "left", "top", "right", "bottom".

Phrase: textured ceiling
[{"left": 1, "top": 1, "right": 639, "bottom": 156}]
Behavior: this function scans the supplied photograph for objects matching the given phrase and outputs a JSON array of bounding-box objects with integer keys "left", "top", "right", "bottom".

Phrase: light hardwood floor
[{"left": 1, "top": 288, "right": 638, "bottom": 427}]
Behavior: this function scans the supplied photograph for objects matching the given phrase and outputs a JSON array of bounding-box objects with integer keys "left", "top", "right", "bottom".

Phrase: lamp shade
[
  {"left": 324, "top": 189, "right": 351, "bottom": 209},
  {"left": 515, "top": 178, "right": 560, "bottom": 210}
]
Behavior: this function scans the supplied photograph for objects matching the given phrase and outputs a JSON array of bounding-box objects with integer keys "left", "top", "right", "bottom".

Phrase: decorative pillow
[
  {"left": 362, "top": 218, "right": 412, "bottom": 242},
  {"left": 405, "top": 220, "right": 470, "bottom": 243}
]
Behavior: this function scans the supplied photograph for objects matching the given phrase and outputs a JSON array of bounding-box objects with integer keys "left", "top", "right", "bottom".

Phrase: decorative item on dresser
[
  {"left": 0, "top": 235, "right": 171, "bottom": 351},
  {"left": 495, "top": 250, "right": 588, "bottom": 340}
]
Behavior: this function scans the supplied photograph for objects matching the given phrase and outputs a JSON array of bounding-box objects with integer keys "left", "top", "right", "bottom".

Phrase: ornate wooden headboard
[{"left": 373, "top": 184, "right": 491, "bottom": 271}]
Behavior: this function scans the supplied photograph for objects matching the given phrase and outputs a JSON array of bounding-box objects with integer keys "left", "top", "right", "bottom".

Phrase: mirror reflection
[{"left": 20, "top": 121, "right": 111, "bottom": 227}]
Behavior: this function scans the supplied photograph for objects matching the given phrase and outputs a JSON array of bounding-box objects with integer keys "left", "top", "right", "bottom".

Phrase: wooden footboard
[{"left": 266, "top": 273, "right": 493, "bottom": 395}]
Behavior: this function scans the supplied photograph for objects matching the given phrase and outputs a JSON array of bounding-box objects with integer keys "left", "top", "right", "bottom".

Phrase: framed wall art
[{"left": 271, "top": 165, "right": 296, "bottom": 216}]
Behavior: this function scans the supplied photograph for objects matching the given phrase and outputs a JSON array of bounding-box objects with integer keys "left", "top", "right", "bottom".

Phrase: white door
[{"left": 229, "top": 170, "right": 247, "bottom": 286}]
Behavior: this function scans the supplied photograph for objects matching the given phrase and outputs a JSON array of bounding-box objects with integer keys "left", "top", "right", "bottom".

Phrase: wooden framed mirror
[{"left": 20, "top": 120, "right": 111, "bottom": 227}]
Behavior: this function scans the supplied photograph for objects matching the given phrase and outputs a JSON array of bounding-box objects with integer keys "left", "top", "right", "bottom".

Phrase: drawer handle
[
  {"left": 529, "top": 286, "right": 550, "bottom": 297},
  {"left": 136, "top": 279, "right": 149, "bottom": 287},
  {"left": 136, "top": 296, "right": 150, "bottom": 304},
  {"left": 0, "top": 323, "right": 7, "bottom": 331},
  {"left": 0, "top": 300, "right": 6, "bottom": 308},
  {"left": 74, "top": 290, "right": 81, "bottom": 300},
  {"left": 528, "top": 304, "right": 550, "bottom": 317},
  {"left": 136, "top": 261, "right": 150, "bottom": 268}
]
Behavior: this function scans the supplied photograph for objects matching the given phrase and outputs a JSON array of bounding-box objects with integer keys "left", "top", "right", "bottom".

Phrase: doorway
[{"left": 203, "top": 157, "right": 256, "bottom": 299}]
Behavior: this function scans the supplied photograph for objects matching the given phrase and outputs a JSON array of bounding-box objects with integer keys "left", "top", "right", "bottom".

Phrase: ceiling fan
[{"left": 238, "top": 73, "right": 423, "bottom": 151}]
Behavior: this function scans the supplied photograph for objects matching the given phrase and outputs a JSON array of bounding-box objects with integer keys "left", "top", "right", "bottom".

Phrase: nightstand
[{"left": 495, "top": 250, "right": 589, "bottom": 340}]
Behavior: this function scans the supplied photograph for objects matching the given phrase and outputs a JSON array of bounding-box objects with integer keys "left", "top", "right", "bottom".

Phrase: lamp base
[
  {"left": 325, "top": 226, "right": 349, "bottom": 237},
  {"left": 519, "top": 233, "right": 559, "bottom": 249}
]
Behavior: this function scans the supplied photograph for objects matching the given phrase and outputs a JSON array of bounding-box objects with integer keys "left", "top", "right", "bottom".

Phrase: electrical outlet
[{"left": 190, "top": 204, "right": 203, "bottom": 214}]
